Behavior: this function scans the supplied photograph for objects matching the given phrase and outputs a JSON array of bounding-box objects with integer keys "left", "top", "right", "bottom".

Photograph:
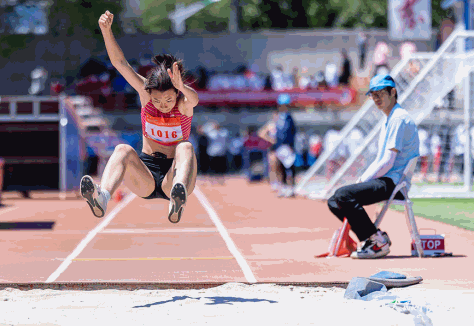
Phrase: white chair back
[{"left": 402, "top": 157, "right": 418, "bottom": 183}]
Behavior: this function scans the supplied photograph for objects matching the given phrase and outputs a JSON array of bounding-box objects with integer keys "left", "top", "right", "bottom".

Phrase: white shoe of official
[
  {"left": 80, "top": 175, "right": 108, "bottom": 218},
  {"left": 351, "top": 230, "right": 391, "bottom": 259}
]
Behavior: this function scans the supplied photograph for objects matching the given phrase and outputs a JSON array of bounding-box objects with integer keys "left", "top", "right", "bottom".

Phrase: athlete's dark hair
[{"left": 144, "top": 54, "right": 185, "bottom": 94}]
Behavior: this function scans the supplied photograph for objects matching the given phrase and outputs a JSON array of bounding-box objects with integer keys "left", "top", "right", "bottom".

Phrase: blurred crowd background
[{"left": 1, "top": 0, "right": 469, "bottom": 190}]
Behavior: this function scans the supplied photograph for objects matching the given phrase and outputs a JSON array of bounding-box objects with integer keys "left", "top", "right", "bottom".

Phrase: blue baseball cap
[
  {"left": 366, "top": 74, "right": 396, "bottom": 96},
  {"left": 277, "top": 93, "right": 291, "bottom": 105}
]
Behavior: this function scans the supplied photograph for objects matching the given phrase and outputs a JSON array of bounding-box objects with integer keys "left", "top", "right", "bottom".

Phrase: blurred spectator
[
  {"left": 197, "top": 125, "right": 210, "bottom": 174},
  {"left": 373, "top": 42, "right": 390, "bottom": 76},
  {"left": 357, "top": 31, "right": 368, "bottom": 70},
  {"left": 338, "top": 50, "right": 352, "bottom": 86},
  {"left": 29, "top": 66, "right": 48, "bottom": 95},
  {"left": 257, "top": 112, "right": 280, "bottom": 190},
  {"left": 245, "top": 68, "right": 265, "bottom": 91},
  {"left": 315, "top": 71, "right": 327, "bottom": 88},
  {"left": 291, "top": 67, "right": 300, "bottom": 89},
  {"left": 227, "top": 132, "right": 244, "bottom": 172},
  {"left": 430, "top": 130, "right": 442, "bottom": 180},
  {"left": 307, "top": 133, "right": 323, "bottom": 166},
  {"left": 437, "top": 124, "right": 454, "bottom": 183},
  {"left": 196, "top": 66, "right": 210, "bottom": 90},
  {"left": 325, "top": 63, "right": 339, "bottom": 88},
  {"left": 271, "top": 65, "right": 293, "bottom": 91},
  {"left": 451, "top": 125, "right": 474, "bottom": 176},
  {"left": 298, "top": 67, "right": 311, "bottom": 90},
  {"left": 50, "top": 79, "right": 65, "bottom": 95},
  {"left": 400, "top": 42, "right": 417, "bottom": 61},
  {"left": 273, "top": 94, "right": 297, "bottom": 197},
  {"left": 247, "top": 125, "right": 273, "bottom": 150},
  {"left": 418, "top": 127, "right": 430, "bottom": 181},
  {"left": 75, "top": 58, "right": 113, "bottom": 109},
  {"left": 436, "top": 17, "right": 455, "bottom": 51},
  {"left": 244, "top": 125, "right": 271, "bottom": 182},
  {"left": 206, "top": 122, "right": 229, "bottom": 183},
  {"left": 294, "top": 131, "right": 308, "bottom": 171}
]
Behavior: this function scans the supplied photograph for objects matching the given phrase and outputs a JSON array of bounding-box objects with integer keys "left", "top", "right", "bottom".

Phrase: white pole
[
  {"left": 464, "top": 71, "right": 472, "bottom": 190},
  {"left": 59, "top": 96, "right": 67, "bottom": 199}
]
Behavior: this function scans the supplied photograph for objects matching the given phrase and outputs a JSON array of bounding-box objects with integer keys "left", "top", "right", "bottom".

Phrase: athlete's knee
[
  {"left": 114, "top": 144, "right": 136, "bottom": 162},
  {"left": 176, "top": 141, "right": 195, "bottom": 155}
]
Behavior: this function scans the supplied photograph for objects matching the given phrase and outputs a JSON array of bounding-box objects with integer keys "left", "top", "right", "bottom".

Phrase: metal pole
[
  {"left": 465, "top": 0, "right": 471, "bottom": 49},
  {"left": 464, "top": 0, "right": 470, "bottom": 30},
  {"left": 464, "top": 71, "right": 472, "bottom": 190},
  {"left": 59, "top": 97, "right": 67, "bottom": 199}
]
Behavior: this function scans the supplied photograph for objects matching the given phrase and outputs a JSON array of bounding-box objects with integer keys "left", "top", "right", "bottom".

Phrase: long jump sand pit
[{"left": 0, "top": 282, "right": 472, "bottom": 325}]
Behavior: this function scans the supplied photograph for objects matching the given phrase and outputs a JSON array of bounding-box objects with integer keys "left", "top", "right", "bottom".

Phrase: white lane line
[
  {"left": 46, "top": 193, "right": 136, "bottom": 283},
  {"left": 0, "top": 206, "right": 19, "bottom": 215},
  {"left": 100, "top": 228, "right": 217, "bottom": 234},
  {"left": 193, "top": 185, "right": 257, "bottom": 283}
]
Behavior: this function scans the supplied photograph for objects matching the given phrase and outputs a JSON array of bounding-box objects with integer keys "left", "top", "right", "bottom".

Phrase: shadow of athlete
[
  {"left": 132, "top": 295, "right": 278, "bottom": 308},
  {"left": 80, "top": 10, "right": 199, "bottom": 224}
]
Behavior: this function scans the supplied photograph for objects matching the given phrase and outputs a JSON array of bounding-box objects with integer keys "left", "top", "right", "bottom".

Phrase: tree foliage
[
  {"left": 48, "top": 0, "right": 123, "bottom": 39},
  {"left": 238, "top": 0, "right": 451, "bottom": 31},
  {"left": 139, "top": 0, "right": 231, "bottom": 33}
]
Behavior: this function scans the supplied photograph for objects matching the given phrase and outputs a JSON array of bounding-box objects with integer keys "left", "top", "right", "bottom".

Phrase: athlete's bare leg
[
  {"left": 161, "top": 141, "right": 197, "bottom": 197},
  {"left": 161, "top": 141, "right": 197, "bottom": 223},
  {"left": 101, "top": 144, "right": 155, "bottom": 198},
  {"left": 81, "top": 144, "right": 155, "bottom": 217}
]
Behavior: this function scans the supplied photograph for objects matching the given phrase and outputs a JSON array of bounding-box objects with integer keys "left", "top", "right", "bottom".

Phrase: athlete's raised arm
[{"left": 99, "top": 10, "right": 147, "bottom": 96}]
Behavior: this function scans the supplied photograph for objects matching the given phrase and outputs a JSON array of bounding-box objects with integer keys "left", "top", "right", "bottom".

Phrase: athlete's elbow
[{"left": 190, "top": 94, "right": 199, "bottom": 107}]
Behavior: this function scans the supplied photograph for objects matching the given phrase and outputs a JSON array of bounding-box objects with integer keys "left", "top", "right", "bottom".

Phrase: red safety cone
[
  {"left": 315, "top": 218, "right": 357, "bottom": 258},
  {"left": 115, "top": 189, "right": 124, "bottom": 202}
]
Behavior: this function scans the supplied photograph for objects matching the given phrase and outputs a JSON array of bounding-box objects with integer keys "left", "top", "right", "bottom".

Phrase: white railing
[{"left": 296, "top": 24, "right": 474, "bottom": 198}]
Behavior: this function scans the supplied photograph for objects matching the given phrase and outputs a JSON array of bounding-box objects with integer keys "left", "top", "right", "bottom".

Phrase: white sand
[{"left": 0, "top": 283, "right": 472, "bottom": 326}]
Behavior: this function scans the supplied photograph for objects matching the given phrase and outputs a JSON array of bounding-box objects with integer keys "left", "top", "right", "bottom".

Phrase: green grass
[{"left": 388, "top": 198, "right": 474, "bottom": 231}]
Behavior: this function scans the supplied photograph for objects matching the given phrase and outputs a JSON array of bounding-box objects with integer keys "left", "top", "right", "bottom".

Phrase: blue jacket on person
[{"left": 273, "top": 112, "right": 296, "bottom": 150}]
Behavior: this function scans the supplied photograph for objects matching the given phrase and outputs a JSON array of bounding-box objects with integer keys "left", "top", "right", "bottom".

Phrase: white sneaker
[
  {"left": 270, "top": 182, "right": 281, "bottom": 192},
  {"left": 350, "top": 230, "right": 391, "bottom": 259},
  {"left": 277, "top": 185, "right": 296, "bottom": 198},
  {"left": 80, "top": 175, "right": 108, "bottom": 218}
]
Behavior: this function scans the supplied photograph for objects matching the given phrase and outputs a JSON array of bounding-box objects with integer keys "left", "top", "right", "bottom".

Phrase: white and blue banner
[{"left": 389, "top": 0, "right": 432, "bottom": 40}]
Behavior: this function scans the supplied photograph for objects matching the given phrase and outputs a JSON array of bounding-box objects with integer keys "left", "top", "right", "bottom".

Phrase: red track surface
[{"left": 1, "top": 176, "right": 473, "bottom": 289}]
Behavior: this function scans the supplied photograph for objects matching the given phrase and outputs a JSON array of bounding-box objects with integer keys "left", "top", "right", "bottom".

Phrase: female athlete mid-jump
[{"left": 80, "top": 10, "right": 198, "bottom": 223}]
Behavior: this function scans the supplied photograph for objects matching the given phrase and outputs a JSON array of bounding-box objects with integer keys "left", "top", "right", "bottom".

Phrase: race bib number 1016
[{"left": 145, "top": 114, "right": 183, "bottom": 145}]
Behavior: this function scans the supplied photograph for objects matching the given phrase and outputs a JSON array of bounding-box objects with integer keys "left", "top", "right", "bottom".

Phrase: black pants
[{"left": 327, "top": 177, "right": 404, "bottom": 242}]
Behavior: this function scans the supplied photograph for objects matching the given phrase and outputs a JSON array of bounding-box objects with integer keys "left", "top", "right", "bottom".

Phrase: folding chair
[{"left": 373, "top": 157, "right": 424, "bottom": 258}]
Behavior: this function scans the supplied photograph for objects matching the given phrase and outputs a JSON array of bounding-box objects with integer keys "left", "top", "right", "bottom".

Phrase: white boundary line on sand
[
  {"left": 193, "top": 185, "right": 257, "bottom": 283},
  {"left": 45, "top": 193, "right": 137, "bottom": 283}
]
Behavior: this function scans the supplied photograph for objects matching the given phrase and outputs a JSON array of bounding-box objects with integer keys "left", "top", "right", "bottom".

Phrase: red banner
[{"left": 197, "top": 87, "right": 357, "bottom": 107}]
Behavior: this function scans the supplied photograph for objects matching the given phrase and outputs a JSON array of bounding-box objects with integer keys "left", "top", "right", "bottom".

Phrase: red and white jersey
[{"left": 141, "top": 100, "right": 193, "bottom": 146}]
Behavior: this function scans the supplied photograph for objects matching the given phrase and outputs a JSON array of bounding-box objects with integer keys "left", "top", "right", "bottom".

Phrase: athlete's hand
[
  {"left": 167, "top": 62, "right": 184, "bottom": 91},
  {"left": 98, "top": 10, "right": 114, "bottom": 31}
]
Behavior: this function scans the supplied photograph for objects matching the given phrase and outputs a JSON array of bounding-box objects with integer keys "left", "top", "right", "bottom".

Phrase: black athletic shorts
[{"left": 139, "top": 152, "right": 174, "bottom": 200}]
